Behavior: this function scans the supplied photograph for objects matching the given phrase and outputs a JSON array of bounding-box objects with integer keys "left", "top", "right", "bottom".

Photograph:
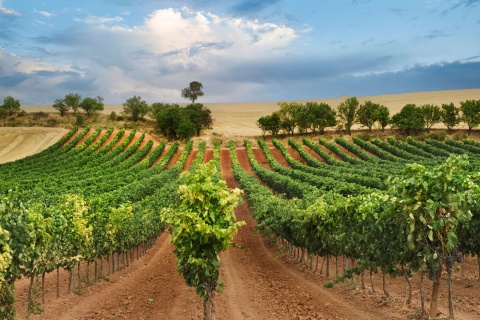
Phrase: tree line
[
  {"left": 0, "top": 81, "right": 211, "bottom": 141},
  {"left": 256, "top": 97, "right": 480, "bottom": 136}
]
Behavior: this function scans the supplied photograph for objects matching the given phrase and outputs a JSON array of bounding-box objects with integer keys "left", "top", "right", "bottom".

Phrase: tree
[
  {"left": 176, "top": 114, "right": 197, "bottom": 141},
  {"left": 52, "top": 98, "right": 69, "bottom": 117},
  {"left": 374, "top": 105, "right": 390, "bottom": 131},
  {"left": 337, "top": 97, "right": 359, "bottom": 135},
  {"left": 1, "top": 96, "right": 21, "bottom": 116},
  {"left": 80, "top": 96, "right": 104, "bottom": 116},
  {"left": 153, "top": 103, "right": 181, "bottom": 140},
  {"left": 295, "top": 105, "right": 311, "bottom": 134},
  {"left": 0, "top": 107, "right": 8, "bottom": 126},
  {"left": 256, "top": 113, "right": 281, "bottom": 138},
  {"left": 185, "top": 103, "right": 213, "bottom": 136},
  {"left": 420, "top": 104, "right": 441, "bottom": 133},
  {"left": 64, "top": 93, "right": 82, "bottom": 115},
  {"left": 460, "top": 100, "right": 480, "bottom": 133},
  {"left": 441, "top": 103, "right": 460, "bottom": 132},
  {"left": 181, "top": 81, "right": 204, "bottom": 103},
  {"left": 122, "top": 95, "right": 150, "bottom": 121},
  {"left": 357, "top": 101, "right": 380, "bottom": 131},
  {"left": 278, "top": 102, "right": 301, "bottom": 136},
  {"left": 163, "top": 162, "right": 244, "bottom": 320},
  {"left": 390, "top": 104, "right": 425, "bottom": 134},
  {"left": 305, "top": 102, "right": 337, "bottom": 134}
]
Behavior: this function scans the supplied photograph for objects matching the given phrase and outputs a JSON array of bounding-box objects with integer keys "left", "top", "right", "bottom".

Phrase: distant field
[
  {"left": 0, "top": 88, "right": 477, "bottom": 163},
  {"left": 23, "top": 88, "right": 480, "bottom": 139}
]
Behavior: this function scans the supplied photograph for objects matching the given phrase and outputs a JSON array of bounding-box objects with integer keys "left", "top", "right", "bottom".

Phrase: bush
[
  {"left": 452, "top": 131, "right": 468, "bottom": 141},
  {"left": 75, "top": 113, "right": 85, "bottom": 126},
  {"left": 17, "top": 110, "right": 28, "bottom": 117},
  {"left": 427, "top": 130, "right": 447, "bottom": 141},
  {"left": 109, "top": 111, "right": 117, "bottom": 121}
]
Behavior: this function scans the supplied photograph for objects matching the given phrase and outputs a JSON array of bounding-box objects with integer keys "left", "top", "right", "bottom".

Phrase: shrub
[
  {"left": 75, "top": 113, "right": 85, "bottom": 126},
  {"left": 109, "top": 111, "right": 117, "bottom": 121}
]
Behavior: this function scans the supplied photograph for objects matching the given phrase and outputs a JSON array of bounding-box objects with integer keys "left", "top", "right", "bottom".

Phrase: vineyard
[{"left": 1, "top": 127, "right": 480, "bottom": 319}]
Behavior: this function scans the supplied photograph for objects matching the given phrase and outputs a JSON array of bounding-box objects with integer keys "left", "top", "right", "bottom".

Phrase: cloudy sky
[{"left": 0, "top": 0, "right": 479, "bottom": 104}]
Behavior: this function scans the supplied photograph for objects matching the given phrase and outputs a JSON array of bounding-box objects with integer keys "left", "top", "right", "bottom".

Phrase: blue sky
[{"left": 0, "top": 0, "right": 479, "bottom": 104}]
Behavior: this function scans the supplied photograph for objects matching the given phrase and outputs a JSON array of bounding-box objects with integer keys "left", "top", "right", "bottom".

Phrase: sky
[{"left": 0, "top": 0, "right": 479, "bottom": 105}]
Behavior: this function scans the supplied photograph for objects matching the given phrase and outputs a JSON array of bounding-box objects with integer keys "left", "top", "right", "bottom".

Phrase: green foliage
[
  {"left": 256, "top": 112, "right": 281, "bottom": 137},
  {"left": 337, "top": 97, "right": 359, "bottom": 135},
  {"left": 1, "top": 96, "right": 21, "bottom": 116},
  {"left": 357, "top": 100, "right": 379, "bottom": 131},
  {"left": 181, "top": 81, "right": 204, "bottom": 103},
  {"left": 65, "top": 93, "right": 82, "bottom": 115},
  {"left": 152, "top": 103, "right": 212, "bottom": 140},
  {"left": 75, "top": 113, "right": 85, "bottom": 126},
  {"left": 163, "top": 161, "right": 244, "bottom": 300},
  {"left": 389, "top": 155, "right": 477, "bottom": 317},
  {"left": 441, "top": 102, "right": 460, "bottom": 131},
  {"left": 278, "top": 102, "right": 301, "bottom": 135},
  {"left": 52, "top": 98, "right": 69, "bottom": 117},
  {"left": 390, "top": 104, "right": 425, "bottom": 134},
  {"left": 122, "top": 95, "right": 150, "bottom": 121},
  {"left": 80, "top": 96, "right": 104, "bottom": 116},
  {"left": 420, "top": 104, "right": 441, "bottom": 133},
  {"left": 305, "top": 102, "right": 337, "bottom": 134},
  {"left": 374, "top": 105, "right": 390, "bottom": 131},
  {"left": 185, "top": 103, "right": 213, "bottom": 136},
  {"left": 460, "top": 100, "right": 480, "bottom": 132},
  {"left": 109, "top": 111, "right": 117, "bottom": 121}
]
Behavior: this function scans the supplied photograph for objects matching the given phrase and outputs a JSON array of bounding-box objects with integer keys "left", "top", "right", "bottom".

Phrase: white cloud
[
  {"left": 0, "top": 48, "right": 79, "bottom": 75},
  {"left": 2, "top": 7, "right": 300, "bottom": 103},
  {"left": 34, "top": 9, "right": 54, "bottom": 17},
  {"left": 74, "top": 15, "right": 124, "bottom": 25},
  {"left": 0, "top": 0, "right": 21, "bottom": 16}
]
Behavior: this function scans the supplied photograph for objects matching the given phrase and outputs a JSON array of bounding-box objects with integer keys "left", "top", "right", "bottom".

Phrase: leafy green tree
[
  {"left": 256, "top": 113, "right": 281, "bottom": 138},
  {"left": 390, "top": 104, "right": 425, "bottom": 134},
  {"left": 420, "top": 104, "right": 441, "bottom": 133},
  {"left": 305, "top": 102, "right": 336, "bottom": 134},
  {"left": 176, "top": 114, "right": 197, "bottom": 141},
  {"left": 357, "top": 101, "right": 380, "bottom": 131},
  {"left": 52, "top": 98, "right": 69, "bottom": 117},
  {"left": 181, "top": 81, "right": 204, "bottom": 103},
  {"left": 0, "top": 106, "right": 8, "bottom": 126},
  {"left": 64, "top": 93, "right": 82, "bottom": 115},
  {"left": 295, "top": 104, "right": 311, "bottom": 134},
  {"left": 163, "top": 162, "right": 244, "bottom": 320},
  {"left": 337, "top": 97, "right": 359, "bottom": 135},
  {"left": 1, "top": 96, "right": 21, "bottom": 116},
  {"left": 278, "top": 102, "right": 301, "bottom": 135},
  {"left": 460, "top": 100, "right": 480, "bottom": 133},
  {"left": 153, "top": 103, "right": 181, "bottom": 140},
  {"left": 441, "top": 103, "right": 460, "bottom": 132},
  {"left": 185, "top": 103, "right": 213, "bottom": 136},
  {"left": 122, "top": 95, "right": 150, "bottom": 121},
  {"left": 80, "top": 96, "right": 104, "bottom": 116},
  {"left": 374, "top": 105, "right": 390, "bottom": 131}
]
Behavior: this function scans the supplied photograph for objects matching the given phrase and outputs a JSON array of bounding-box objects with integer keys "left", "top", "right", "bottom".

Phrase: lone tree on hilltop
[
  {"left": 1, "top": 96, "right": 21, "bottom": 116},
  {"left": 181, "top": 81, "right": 204, "bottom": 103}
]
